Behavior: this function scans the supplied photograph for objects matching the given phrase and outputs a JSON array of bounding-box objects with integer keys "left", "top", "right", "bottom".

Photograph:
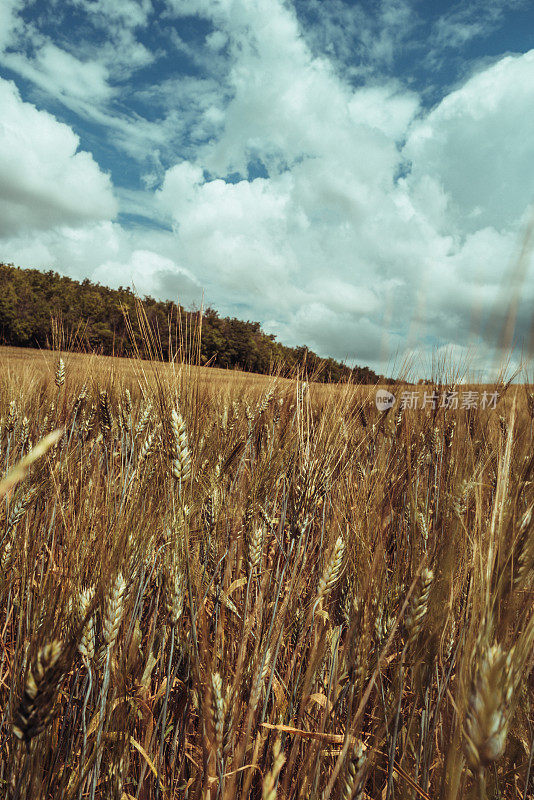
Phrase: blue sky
[{"left": 1, "top": 0, "right": 533, "bottom": 376}]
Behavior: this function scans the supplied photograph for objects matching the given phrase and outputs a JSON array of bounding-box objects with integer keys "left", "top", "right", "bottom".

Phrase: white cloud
[
  {"left": 131, "top": 74, "right": 228, "bottom": 156},
  {"left": 0, "top": 0, "right": 24, "bottom": 51},
  {"left": 348, "top": 85, "right": 419, "bottom": 140},
  {"left": 289, "top": 0, "right": 417, "bottom": 81},
  {"left": 269, "top": 303, "right": 400, "bottom": 366},
  {"left": 154, "top": 1, "right": 534, "bottom": 369},
  {"left": 0, "top": 47, "right": 161, "bottom": 164},
  {"left": 0, "top": 222, "right": 122, "bottom": 276},
  {"left": 158, "top": 166, "right": 300, "bottom": 302},
  {"left": 83, "top": 34, "right": 155, "bottom": 82},
  {"left": 430, "top": 1, "right": 527, "bottom": 51},
  {"left": 3, "top": 44, "right": 114, "bottom": 103},
  {"left": 93, "top": 249, "right": 201, "bottom": 305},
  {"left": 0, "top": 0, "right": 158, "bottom": 162},
  {"left": 1, "top": 221, "right": 203, "bottom": 308},
  {"left": 404, "top": 49, "right": 534, "bottom": 234},
  {"left": 0, "top": 79, "right": 117, "bottom": 235},
  {"left": 155, "top": 2, "right": 428, "bottom": 356},
  {"left": 115, "top": 186, "right": 168, "bottom": 222},
  {"left": 76, "top": 0, "right": 153, "bottom": 29}
]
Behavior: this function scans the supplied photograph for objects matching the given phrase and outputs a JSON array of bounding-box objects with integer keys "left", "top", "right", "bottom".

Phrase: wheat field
[{"left": 0, "top": 347, "right": 533, "bottom": 800}]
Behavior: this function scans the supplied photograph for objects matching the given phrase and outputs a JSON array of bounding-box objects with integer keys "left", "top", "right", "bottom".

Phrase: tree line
[{"left": 0, "top": 263, "right": 383, "bottom": 383}]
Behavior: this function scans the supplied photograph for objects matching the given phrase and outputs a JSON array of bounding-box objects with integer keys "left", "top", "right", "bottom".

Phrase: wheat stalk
[{"left": 262, "top": 736, "right": 285, "bottom": 800}]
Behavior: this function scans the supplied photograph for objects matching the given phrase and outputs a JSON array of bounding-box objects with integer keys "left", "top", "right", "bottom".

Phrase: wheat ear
[
  {"left": 166, "top": 561, "right": 185, "bottom": 627},
  {"left": 13, "top": 640, "right": 63, "bottom": 746},
  {"left": 78, "top": 587, "right": 95, "bottom": 664},
  {"left": 317, "top": 535, "right": 345, "bottom": 601},
  {"left": 343, "top": 740, "right": 367, "bottom": 800},
  {"left": 170, "top": 408, "right": 191, "bottom": 483},
  {"left": 405, "top": 567, "right": 433, "bottom": 652},
  {"left": 211, "top": 671, "right": 225, "bottom": 756},
  {"left": 103, "top": 572, "right": 126, "bottom": 648},
  {"left": 248, "top": 525, "right": 264, "bottom": 575},
  {"left": 55, "top": 357, "right": 65, "bottom": 388},
  {"left": 464, "top": 642, "right": 514, "bottom": 774}
]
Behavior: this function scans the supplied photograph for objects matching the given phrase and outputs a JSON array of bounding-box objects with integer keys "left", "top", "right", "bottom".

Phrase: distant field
[
  {"left": 0, "top": 344, "right": 279, "bottom": 390},
  {"left": 2, "top": 344, "right": 528, "bottom": 400},
  {"left": 0, "top": 344, "right": 382, "bottom": 407}
]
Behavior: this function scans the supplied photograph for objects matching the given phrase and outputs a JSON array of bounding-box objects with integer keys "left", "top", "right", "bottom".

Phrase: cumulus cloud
[
  {"left": 1, "top": 221, "right": 202, "bottom": 307},
  {"left": 0, "top": 79, "right": 117, "bottom": 235},
  {"left": 1, "top": 223, "right": 122, "bottom": 277},
  {"left": 93, "top": 249, "right": 201, "bottom": 306},
  {"left": 404, "top": 50, "right": 534, "bottom": 234},
  {"left": 155, "top": 1, "right": 534, "bottom": 371},
  {"left": 155, "top": 2, "right": 428, "bottom": 362}
]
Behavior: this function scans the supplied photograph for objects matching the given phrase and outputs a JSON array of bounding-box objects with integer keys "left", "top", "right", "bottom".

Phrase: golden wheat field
[{"left": 0, "top": 346, "right": 533, "bottom": 800}]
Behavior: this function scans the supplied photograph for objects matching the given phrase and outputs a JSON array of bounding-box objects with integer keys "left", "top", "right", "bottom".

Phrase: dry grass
[{"left": 0, "top": 346, "right": 533, "bottom": 799}]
